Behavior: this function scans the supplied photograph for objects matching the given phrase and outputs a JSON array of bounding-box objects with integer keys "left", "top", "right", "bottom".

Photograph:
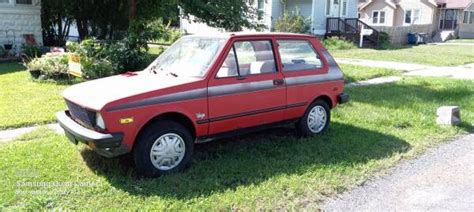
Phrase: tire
[
  {"left": 297, "top": 100, "right": 331, "bottom": 137},
  {"left": 133, "top": 120, "right": 194, "bottom": 177}
]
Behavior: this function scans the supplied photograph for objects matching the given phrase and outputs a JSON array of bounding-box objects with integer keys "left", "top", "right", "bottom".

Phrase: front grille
[{"left": 66, "top": 100, "right": 96, "bottom": 128}]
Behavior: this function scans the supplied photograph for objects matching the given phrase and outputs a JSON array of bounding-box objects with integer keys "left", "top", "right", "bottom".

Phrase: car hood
[{"left": 63, "top": 71, "right": 201, "bottom": 110}]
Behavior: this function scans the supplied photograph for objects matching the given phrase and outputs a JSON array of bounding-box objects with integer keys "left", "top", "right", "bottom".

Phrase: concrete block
[{"left": 436, "top": 106, "right": 461, "bottom": 126}]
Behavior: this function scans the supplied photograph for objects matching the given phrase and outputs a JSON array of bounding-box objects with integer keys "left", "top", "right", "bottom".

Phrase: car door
[
  {"left": 207, "top": 38, "right": 286, "bottom": 135},
  {"left": 276, "top": 38, "right": 330, "bottom": 120}
]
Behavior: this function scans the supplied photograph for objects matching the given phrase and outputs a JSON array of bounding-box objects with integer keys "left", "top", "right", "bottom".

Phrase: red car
[{"left": 57, "top": 32, "right": 349, "bottom": 177}]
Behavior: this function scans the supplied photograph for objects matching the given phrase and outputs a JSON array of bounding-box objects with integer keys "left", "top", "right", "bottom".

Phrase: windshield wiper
[{"left": 168, "top": 72, "right": 178, "bottom": 77}]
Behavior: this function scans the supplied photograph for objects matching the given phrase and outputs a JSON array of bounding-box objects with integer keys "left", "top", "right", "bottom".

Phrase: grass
[
  {"left": 1, "top": 77, "right": 472, "bottom": 210},
  {"left": 0, "top": 63, "right": 67, "bottom": 130},
  {"left": 331, "top": 45, "right": 474, "bottom": 66},
  {"left": 148, "top": 46, "right": 166, "bottom": 59},
  {"left": 340, "top": 64, "right": 400, "bottom": 83},
  {"left": 447, "top": 39, "right": 474, "bottom": 43}
]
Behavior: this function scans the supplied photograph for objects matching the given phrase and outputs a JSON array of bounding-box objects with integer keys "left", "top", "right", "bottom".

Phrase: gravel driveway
[{"left": 323, "top": 134, "right": 474, "bottom": 211}]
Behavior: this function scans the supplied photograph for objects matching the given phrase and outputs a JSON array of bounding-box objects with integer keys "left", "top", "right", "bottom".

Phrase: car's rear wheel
[
  {"left": 297, "top": 100, "right": 330, "bottom": 137},
  {"left": 133, "top": 120, "right": 194, "bottom": 177}
]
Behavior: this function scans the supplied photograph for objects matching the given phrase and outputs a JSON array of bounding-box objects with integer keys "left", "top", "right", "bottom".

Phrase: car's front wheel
[
  {"left": 297, "top": 100, "right": 330, "bottom": 137},
  {"left": 133, "top": 120, "right": 194, "bottom": 177}
]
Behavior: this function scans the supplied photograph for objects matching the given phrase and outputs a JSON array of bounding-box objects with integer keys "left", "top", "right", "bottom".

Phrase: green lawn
[
  {"left": 447, "top": 39, "right": 474, "bottom": 43},
  {"left": 331, "top": 45, "right": 474, "bottom": 66},
  {"left": 0, "top": 63, "right": 67, "bottom": 130},
  {"left": 340, "top": 64, "right": 400, "bottom": 83},
  {"left": 1, "top": 77, "right": 472, "bottom": 210}
]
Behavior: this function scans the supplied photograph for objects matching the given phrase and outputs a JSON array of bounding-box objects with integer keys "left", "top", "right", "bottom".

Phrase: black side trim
[
  {"left": 338, "top": 93, "right": 349, "bottom": 104},
  {"left": 196, "top": 118, "right": 299, "bottom": 143},
  {"left": 197, "top": 102, "right": 306, "bottom": 124}
]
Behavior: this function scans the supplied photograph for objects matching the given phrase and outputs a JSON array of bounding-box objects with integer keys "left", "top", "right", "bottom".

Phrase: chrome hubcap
[
  {"left": 150, "top": 133, "right": 185, "bottom": 171},
  {"left": 307, "top": 105, "right": 327, "bottom": 133}
]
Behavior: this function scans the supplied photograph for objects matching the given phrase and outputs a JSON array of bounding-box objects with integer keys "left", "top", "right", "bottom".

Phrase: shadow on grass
[
  {"left": 80, "top": 122, "right": 410, "bottom": 199},
  {"left": 0, "top": 62, "right": 24, "bottom": 75}
]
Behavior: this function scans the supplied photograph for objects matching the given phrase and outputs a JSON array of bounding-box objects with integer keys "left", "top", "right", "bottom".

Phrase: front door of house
[{"left": 327, "top": 0, "right": 341, "bottom": 17}]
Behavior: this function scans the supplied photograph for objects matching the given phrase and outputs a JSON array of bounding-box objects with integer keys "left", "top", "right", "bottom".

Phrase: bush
[
  {"left": 81, "top": 57, "right": 114, "bottom": 79},
  {"left": 275, "top": 9, "right": 311, "bottom": 33},
  {"left": 323, "top": 36, "right": 357, "bottom": 50},
  {"left": 21, "top": 44, "right": 42, "bottom": 59},
  {"left": 378, "top": 32, "right": 391, "bottom": 49},
  {"left": 25, "top": 53, "right": 69, "bottom": 80},
  {"left": 0, "top": 46, "right": 6, "bottom": 57}
]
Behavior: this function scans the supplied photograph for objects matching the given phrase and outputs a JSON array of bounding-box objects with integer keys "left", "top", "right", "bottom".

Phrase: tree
[
  {"left": 179, "top": 0, "right": 265, "bottom": 31},
  {"left": 274, "top": 9, "right": 311, "bottom": 34},
  {"left": 41, "top": 0, "right": 73, "bottom": 46},
  {"left": 41, "top": 0, "right": 262, "bottom": 45}
]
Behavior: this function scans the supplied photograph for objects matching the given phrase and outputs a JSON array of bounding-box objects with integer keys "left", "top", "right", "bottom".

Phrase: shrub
[
  {"left": 323, "top": 36, "right": 357, "bottom": 50},
  {"left": 275, "top": 9, "right": 311, "bottom": 33},
  {"left": 21, "top": 44, "right": 42, "bottom": 59},
  {"left": 25, "top": 53, "right": 69, "bottom": 80},
  {"left": 0, "top": 46, "right": 6, "bottom": 57},
  {"left": 378, "top": 32, "right": 391, "bottom": 49},
  {"left": 81, "top": 57, "right": 114, "bottom": 79}
]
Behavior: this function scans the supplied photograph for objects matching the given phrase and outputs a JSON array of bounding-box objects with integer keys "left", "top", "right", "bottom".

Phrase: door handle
[{"left": 273, "top": 79, "right": 285, "bottom": 86}]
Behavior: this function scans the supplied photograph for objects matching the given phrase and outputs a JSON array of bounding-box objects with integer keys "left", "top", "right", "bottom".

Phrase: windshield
[{"left": 147, "top": 36, "right": 227, "bottom": 77}]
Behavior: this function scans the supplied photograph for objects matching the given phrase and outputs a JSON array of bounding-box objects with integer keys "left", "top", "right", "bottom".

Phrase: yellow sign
[{"left": 68, "top": 54, "right": 82, "bottom": 77}]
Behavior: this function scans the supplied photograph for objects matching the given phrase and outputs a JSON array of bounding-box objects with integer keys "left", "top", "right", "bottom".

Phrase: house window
[
  {"left": 372, "top": 10, "right": 385, "bottom": 24},
  {"left": 342, "top": 0, "right": 347, "bottom": 16},
  {"left": 405, "top": 9, "right": 421, "bottom": 25},
  {"left": 257, "top": 0, "right": 264, "bottom": 11},
  {"left": 326, "top": 0, "right": 331, "bottom": 16},
  {"left": 464, "top": 11, "right": 474, "bottom": 24},
  {"left": 16, "top": 0, "right": 32, "bottom": 4}
]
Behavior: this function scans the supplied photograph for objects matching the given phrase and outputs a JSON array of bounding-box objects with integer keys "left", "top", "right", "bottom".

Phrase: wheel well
[
  {"left": 137, "top": 112, "right": 196, "bottom": 142},
  {"left": 313, "top": 95, "right": 333, "bottom": 108}
]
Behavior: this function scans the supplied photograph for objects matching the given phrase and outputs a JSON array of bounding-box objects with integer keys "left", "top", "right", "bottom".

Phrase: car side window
[
  {"left": 216, "top": 40, "right": 277, "bottom": 78},
  {"left": 277, "top": 40, "right": 323, "bottom": 72}
]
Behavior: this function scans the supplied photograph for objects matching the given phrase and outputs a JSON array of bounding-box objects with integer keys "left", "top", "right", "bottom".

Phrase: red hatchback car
[{"left": 57, "top": 32, "right": 349, "bottom": 177}]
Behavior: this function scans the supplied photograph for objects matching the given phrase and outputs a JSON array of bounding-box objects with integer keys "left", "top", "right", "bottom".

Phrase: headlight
[{"left": 96, "top": 113, "right": 106, "bottom": 129}]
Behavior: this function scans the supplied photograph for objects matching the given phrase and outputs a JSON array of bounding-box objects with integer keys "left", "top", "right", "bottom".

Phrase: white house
[
  {"left": 0, "top": 0, "right": 42, "bottom": 55},
  {"left": 180, "top": 0, "right": 359, "bottom": 36}
]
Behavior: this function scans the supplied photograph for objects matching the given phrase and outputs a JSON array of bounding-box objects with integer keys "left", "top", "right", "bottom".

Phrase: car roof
[{"left": 184, "top": 32, "right": 316, "bottom": 39}]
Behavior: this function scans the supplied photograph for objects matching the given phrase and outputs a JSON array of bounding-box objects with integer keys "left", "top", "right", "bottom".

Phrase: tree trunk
[
  {"left": 77, "top": 19, "right": 89, "bottom": 41},
  {"left": 129, "top": 0, "right": 137, "bottom": 22}
]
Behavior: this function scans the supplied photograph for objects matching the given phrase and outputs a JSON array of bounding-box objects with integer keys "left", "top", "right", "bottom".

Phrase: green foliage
[
  {"left": 80, "top": 57, "right": 114, "bottom": 79},
  {"left": 275, "top": 9, "right": 311, "bottom": 33},
  {"left": 25, "top": 53, "right": 69, "bottom": 80},
  {"left": 179, "top": 0, "right": 265, "bottom": 31},
  {"left": 378, "top": 32, "right": 392, "bottom": 49},
  {"left": 323, "top": 36, "right": 357, "bottom": 50},
  {"left": 0, "top": 46, "right": 6, "bottom": 57},
  {"left": 66, "top": 35, "right": 151, "bottom": 80},
  {"left": 21, "top": 44, "right": 42, "bottom": 59}
]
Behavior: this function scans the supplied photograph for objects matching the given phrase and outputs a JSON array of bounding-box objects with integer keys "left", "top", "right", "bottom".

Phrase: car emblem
[{"left": 196, "top": 113, "right": 206, "bottom": 119}]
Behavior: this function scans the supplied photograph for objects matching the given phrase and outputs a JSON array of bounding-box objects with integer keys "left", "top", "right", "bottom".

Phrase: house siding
[
  {"left": 459, "top": 2, "right": 474, "bottom": 38},
  {"left": 0, "top": 0, "right": 42, "bottom": 54},
  {"left": 360, "top": 0, "right": 441, "bottom": 44}
]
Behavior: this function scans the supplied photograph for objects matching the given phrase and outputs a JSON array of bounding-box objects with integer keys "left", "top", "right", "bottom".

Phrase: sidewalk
[
  {"left": 0, "top": 123, "right": 63, "bottom": 143},
  {"left": 335, "top": 58, "right": 433, "bottom": 71}
]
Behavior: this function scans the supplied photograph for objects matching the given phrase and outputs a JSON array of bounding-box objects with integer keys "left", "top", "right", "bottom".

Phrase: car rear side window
[
  {"left": 216, "top": 40, "right": 277, "bottom": 78},
  {"left": 277, "top": 40, "right": 323, "bottom": 72}
]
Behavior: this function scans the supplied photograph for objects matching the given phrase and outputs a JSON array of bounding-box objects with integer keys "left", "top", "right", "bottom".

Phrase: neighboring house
[
  {"left": 359, "top": 0, "right": 474, "bottom": 44},
  {"left": 180, "top": 0, "right": 359, "bottom": 36},
  {"left": 0, "top": 0, "right": 42, "bottom": 56}
]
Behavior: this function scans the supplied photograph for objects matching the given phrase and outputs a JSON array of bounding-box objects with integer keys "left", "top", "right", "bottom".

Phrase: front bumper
[
  {"left": 338, "top": 93, "right": 350, "bottom": 104},
  {"left": 56, "top": 111, "right": 128, "bottom": 158}
]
